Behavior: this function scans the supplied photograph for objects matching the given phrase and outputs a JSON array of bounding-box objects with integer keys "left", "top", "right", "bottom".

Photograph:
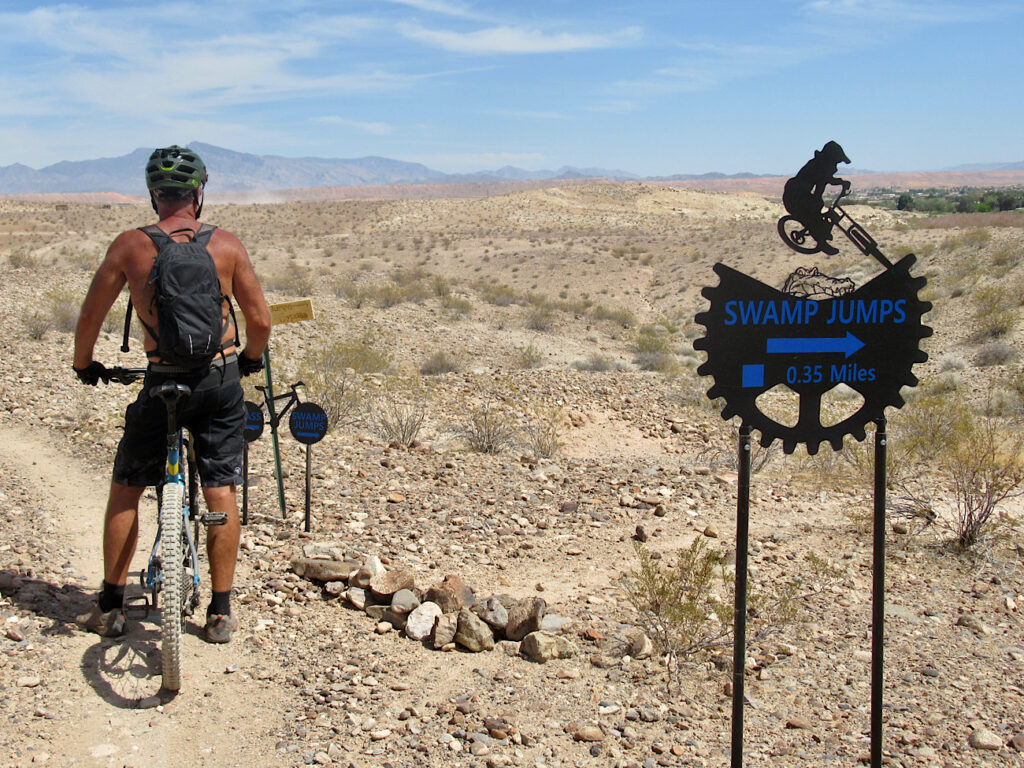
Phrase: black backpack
[{"left": 121, "top": 224, "right": 237, "bottom": 368}]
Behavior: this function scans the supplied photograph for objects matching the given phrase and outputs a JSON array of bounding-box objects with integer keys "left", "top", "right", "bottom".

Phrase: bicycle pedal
[
  {"left": 201, "top": 511, "right": 228, "bottom": 526},
  {"left": 123, "top": 595, "right": 150, "bottom": 620}
]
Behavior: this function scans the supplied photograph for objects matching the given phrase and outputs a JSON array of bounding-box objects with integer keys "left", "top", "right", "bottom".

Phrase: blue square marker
[{"left": 742, "top": 364, "right": 764, "bottom": 388}]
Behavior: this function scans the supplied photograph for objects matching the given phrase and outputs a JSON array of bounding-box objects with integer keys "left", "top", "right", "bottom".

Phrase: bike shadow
[
  {"left": 0, "top": 568, "right": 180, "bottom": 706},
  {"left": 80, "top": 626, "right": 174, "bottom": 708}
]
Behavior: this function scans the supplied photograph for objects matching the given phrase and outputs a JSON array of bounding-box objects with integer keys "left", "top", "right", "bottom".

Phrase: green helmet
[{"left": 145, "top": 145, "right": 208, "bottom": 193}]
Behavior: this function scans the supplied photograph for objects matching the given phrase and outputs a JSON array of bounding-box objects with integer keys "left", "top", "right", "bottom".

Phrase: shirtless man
[{"left": 72, "top": 145, "right": 271, "bottom": 643}]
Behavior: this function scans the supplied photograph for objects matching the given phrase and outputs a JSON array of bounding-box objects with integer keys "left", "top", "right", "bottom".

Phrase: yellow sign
[{"left": 269, "top": 299, "right": 315, "bottom": 326}]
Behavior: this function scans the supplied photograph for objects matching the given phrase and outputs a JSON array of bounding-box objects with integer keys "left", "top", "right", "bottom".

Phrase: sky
[{"left": 1, "top": 0, "right": 1021, "bottom": 177}]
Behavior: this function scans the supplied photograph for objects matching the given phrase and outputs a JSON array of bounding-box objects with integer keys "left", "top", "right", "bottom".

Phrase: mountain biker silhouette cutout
[{"left": 782, "top": 140, "right": 851, "bottom": 256}]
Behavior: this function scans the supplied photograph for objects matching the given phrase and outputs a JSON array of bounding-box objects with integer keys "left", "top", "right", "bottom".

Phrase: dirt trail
[{"left": 0, "top": 424, "right": 282, "bottom": 767}]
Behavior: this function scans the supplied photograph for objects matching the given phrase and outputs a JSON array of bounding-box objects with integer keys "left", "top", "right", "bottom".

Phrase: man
[
  {"left": 72, "top": 145, "right": 271, "bottom": 643},
  {"left": 782, "top": 140, "right": 851, "bottom": 256}
]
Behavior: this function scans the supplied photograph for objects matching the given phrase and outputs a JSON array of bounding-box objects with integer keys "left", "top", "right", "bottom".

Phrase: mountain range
[
  {"left": 0, "top": 142, "right": 772, "bottom": 195},
  {"left": 2, "top": 143, "right": 1021, "bottom": 195}
]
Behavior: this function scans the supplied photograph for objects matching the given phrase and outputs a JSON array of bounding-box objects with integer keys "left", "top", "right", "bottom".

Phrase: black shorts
[{"left": 113, "top": 359, "right": 244, "bottom": 488}]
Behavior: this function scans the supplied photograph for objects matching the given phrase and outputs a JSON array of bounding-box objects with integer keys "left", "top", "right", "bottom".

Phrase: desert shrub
[
  {"left": 23, "top": 311, "right": 51, "bottom": 340},
  {"left": 513, "top": 342, "right": 544, "bottom": 369},
  {"left": 940, "top": 402, "right": 1024, "bottom": 550},
  {"left": 621, "top": 540, "right": 731, "bottom": 693},
  {"left": 7, "top": 249, "right": 39, "bottom": 269},
  {"left": 366, "top": 385, "right": 428, "bottom": 447},
  {"left": 634, "top": 327, "right": 678, "bottom": 372},
  {"left": 265, "top": 262, "right": 314, "bottom": 296},
  {"left": 975, "top": 342, "right": 1016, "bottom": 367},
  {"left": 430, "top": 275, "right": 453, "bottom": 298},
  {"left": 419, "top": 350, "right": 461, "bottom": 375},
  {"left": 45, "top": 287, "right": 80, "bottom": 333},
  {"left": 522, "top": 406, "right": 563, "bottom": 459},
  {"left": 459, "top": 399, "right": 517, "bottom": 454},
  {"left": 443, "top": 296, "right": 473, "bottom": 319},
  {"left": 971, "top": 284, "right": 1017, "bottom": 338},
  {"left": 589, "top": 303, "right": 636, "bottom": 327},
  {"left": 573, "top": 353, "right": 623, "bottom": 372},
  {"left": 300, "top": 330, "right": 390, "bottom": 427},
  {"left": 479, "top": 282, "right": 519, "bottom": 306},
  {"left": 525, "top": 305, "right": 554, "bottom": 332}
]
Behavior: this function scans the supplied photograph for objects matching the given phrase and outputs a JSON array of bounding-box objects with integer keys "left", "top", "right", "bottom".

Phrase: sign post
[
  {"left": 289, "top": 402, "right": 328, "bottom": 533},
  {"left": 694, "top": 143, "right": 932, "bottom": 768},
  {"left": 264, "top": 299, "right": 316, "bottom": 519}
]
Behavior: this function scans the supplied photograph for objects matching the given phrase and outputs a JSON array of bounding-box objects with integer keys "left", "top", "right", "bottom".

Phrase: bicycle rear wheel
[{"left": 159, "top": 481, "right": 185, "bottom": 692}]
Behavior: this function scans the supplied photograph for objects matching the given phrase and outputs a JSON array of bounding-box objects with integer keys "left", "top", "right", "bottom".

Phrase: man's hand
[
  {"left": 238, "top": 353, "right": 264, "bottom": 377},
  {"left": 74, "top": 361, "right": 107, "bottom": 386}
]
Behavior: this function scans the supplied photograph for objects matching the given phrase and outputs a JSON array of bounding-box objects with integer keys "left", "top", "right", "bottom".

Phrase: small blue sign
[{"left": 742, "top": 364, "right": 764, "bottom": 388}]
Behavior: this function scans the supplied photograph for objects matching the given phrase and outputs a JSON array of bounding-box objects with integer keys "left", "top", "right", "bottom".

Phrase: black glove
[
  {"left": 74, "top": 361, "right": 107, "bottom": 386},
  {"left": 238, "top": 353, "right": 264, "bottom": 377}
]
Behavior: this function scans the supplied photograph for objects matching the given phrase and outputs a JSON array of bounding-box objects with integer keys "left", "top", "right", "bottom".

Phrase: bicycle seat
[{"left": 151, "top": 381, "right": 192, "bottom": 404}]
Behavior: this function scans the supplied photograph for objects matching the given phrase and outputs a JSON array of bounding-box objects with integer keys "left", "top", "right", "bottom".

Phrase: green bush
[
  {"left": 459, "top": 399, "right": 517, "bottom": 454},
  {"left": 972, "top": 284, "right": 1017, "bottom": 338},
  {"left": 513, "top": 342, "right": 544, "bottom": 369}
]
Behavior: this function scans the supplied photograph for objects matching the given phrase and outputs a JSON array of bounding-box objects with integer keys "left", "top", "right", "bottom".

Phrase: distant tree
[{"left": 896, "top": 193, "right": 914, "bottom": 211}]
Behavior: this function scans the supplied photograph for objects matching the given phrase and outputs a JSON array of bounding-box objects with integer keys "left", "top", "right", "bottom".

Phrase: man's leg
[
  {"left": 77, "top": 481, "right": 144, "bottom": 636},
  {"left": 201, "top": 485, "right": 240, "bottom": 592},
  {"left": 200, "top": 484, "right": 240, "bottom": 643},
  {"left": 104, "top": 481, "right": 145, "bottom": 585}
]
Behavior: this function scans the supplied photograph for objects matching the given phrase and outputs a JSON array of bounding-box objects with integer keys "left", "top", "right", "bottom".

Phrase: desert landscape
[{"left": 0, "top": 179, "right": 1022, "bottom": 768}]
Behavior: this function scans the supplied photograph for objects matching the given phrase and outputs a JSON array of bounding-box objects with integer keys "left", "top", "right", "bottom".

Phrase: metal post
[
  {"left": 731, "top": 423, "right": 753, "bottom": 768},
  {"left": 242, "top": 440, "right": 249, "bottom": 526},
  {"left": 262, "top": 349, "right": 287, "bottom": 519},
  {"left": 304, "top": 446, "right": 312, "bottom": 533},
  {"left": 871, "top": 417, "right": 887, "bottom": 768}
]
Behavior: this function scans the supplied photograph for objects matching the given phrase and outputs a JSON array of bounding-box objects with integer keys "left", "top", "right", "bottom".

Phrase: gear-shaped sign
[{"left": 694, "top": 254, "right": 932, "bottom": 454}]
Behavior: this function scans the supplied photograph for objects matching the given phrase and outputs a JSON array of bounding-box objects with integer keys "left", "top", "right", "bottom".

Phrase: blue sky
[{"left": 1, "top": 0, "right": 1020, "bottom": 176}]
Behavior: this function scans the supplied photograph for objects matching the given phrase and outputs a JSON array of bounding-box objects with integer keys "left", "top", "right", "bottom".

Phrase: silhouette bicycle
[{"left": 777, "top": 186, "right": 893, "bottom": 269}]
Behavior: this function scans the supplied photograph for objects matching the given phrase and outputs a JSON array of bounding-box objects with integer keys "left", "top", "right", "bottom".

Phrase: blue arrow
[{"left": 766, "top": 332, "right": 865, "bottom": 358}]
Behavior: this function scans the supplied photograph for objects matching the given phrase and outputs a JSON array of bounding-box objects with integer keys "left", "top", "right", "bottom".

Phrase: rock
[
  {"left": 628, "top": 632, "right": 654, "bottom": 660},
  {"left": 454, "top": 608, "right": 495, "bottom": 652},
  {"left": 370, "top": 568, "right": 415, "bottom": 598},
  {"left": 1010, "top": 733, "right": 1024, "bottom": 751},
  {"left": 345, "top": 587, "right": 370, "bottom": 610},
  {"left": 405, "top": 602, "right": 443, "bottom": 641},
  {"left": 634, "top": 524, "right": 648, "bottom": 542},
  {"left": 540, "top": 614, "right": 571, "bottom": 634},
  {"left": 703, "top": 524, "right": 719, "bottom": 538},
  {"left": 349, "top": 555, "right": 385, "bottom": 588},
  {"left": 473, "top": 596, "right": 509, "bottom": 633},
  {"left": 390, "top": 588, "right": 420, "bottom": 614},
  {"left": 291, "top": 556, "right": 358, "bottom": 582},
  {"left": 425, "top": 575, "right": 475, "bottom": 613},
  {"left": 495, "top": 640, "right": 521, "bottom": 657},
  {"left": 520, "top": 631, "right": 577, "bottom": 663},
  {"left": 302, "top": 543, "right": 345, "bottom": 560},
  {"left": 574, "top": 726, "right": 604, "bottom": 742},
  {"left": 956, "top": 613, "right": 987, "bottom": 634},
  {"left": 324, "top": 581, "right": 346, "bottom": 596},
  {"left": 786, "top": 718, "right": 811, "bottom": 730},
  {"left": 968, "top": 729, "right": 1003, "bottom": 750},
  {"left": 506, "top": 597, "right": 547, "bottom": 641},
  {"left": 433, "top": 613, "right": 459, "bottom": 649}
]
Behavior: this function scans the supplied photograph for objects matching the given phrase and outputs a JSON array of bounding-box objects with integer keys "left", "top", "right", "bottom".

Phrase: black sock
[
  {"left": 208, "top": 590, "right": 231, "bottom": 617},
  {"left": 98, "top": 581, "right": 125, "bottom": 613}
]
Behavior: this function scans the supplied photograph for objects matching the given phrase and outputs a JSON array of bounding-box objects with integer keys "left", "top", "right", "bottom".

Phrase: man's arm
[
  {"left": 230, "top": 240, "right": 271, "bottom": 362},
  {"left": 73, "top": 235, "right": 130, "bottom": 370}
]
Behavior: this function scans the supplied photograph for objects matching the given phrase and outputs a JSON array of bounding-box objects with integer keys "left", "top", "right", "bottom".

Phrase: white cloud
[
  {"left": 400, "top": 23, "right": 641, "bottom": 54},
  {"left": 378, "top": 0, "right": 485, "bottom": 20},
  {"left": 313, "top": 116, "right": 396, "bottom": 135},
  {"left": 801, "top": 0, "right": 992, "bottom": 24}
]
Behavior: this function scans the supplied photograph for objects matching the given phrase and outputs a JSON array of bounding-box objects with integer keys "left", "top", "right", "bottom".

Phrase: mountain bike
[{"left": 102, "top": 366, "right": 222, "bottom": 692}]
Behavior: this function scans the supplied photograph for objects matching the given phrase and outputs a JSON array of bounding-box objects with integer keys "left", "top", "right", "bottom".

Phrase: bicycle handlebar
[{"left": 102, "top": 366, "right": 147, "bottom": 385}]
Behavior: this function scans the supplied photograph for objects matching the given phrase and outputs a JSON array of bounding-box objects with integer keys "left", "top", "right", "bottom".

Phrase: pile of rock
[{"left": 291, "top": 545, "right": 578, "bottom": 662}]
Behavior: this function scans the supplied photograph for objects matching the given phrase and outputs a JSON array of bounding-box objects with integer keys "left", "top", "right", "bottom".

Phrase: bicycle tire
[
  {"left": 159, "top": 481, "right": 185, "bottom": 692},
  {"left": 777, "top": 215, "right": 821, "bottom": 255}
]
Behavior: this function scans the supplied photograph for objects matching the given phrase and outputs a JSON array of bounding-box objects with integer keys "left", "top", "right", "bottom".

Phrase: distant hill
[
  {"left": 0, "top": 143, "right": 639, "bottom": 195},
  {"left": 3, "top": 143, "right": 1023, "bottom": 195}
]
